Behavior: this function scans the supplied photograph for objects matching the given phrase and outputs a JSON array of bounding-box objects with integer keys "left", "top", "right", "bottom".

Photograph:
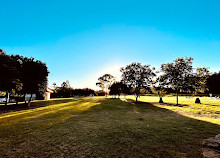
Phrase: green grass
[
  {"left": 126, "top": 95, "right": 220, "bottom": 125},
  {"left": 0, "top": 97, "right": 219, "bottom": 157}
]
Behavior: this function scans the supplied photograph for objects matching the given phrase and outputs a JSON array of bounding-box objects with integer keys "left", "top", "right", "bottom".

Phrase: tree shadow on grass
[
  {"left": 124, "top": 98, "right": 189, "bottom": 107},
  {"left": 0, "top": 98, "right": 219, "bottom": 158},
  {"left": 82, "top": 98, "right": 220, "bottom": 158},
  {"left": 0, "top": 98, "right": 87, "bottom": 114}
]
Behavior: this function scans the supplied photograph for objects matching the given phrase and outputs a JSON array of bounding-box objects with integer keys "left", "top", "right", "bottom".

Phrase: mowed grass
[
  {"left": 0, "top": 97, "right": 220, "bottom": 157},
  {"left": 126, "top": 95, "right": 220, "bottom": 125}
]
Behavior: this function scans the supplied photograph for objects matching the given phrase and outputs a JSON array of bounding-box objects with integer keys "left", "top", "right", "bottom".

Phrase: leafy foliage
[
  {"left": 21, "top": 57, "right": 49, "bottom": 101},
  {"left": 61, "top": 80, "right": 71, "bottom": 89},
  {"left": 190, "top": 67, "right": 210, "bottom": 94},
  {"left": 52, "top": 84, "right": 96, "bottom": 98},
  {"left": 160, "top": 57, "right": 194, "bottom": 104},
  {"left": 161, "top": 57, "right": 194, "bottom": 91},
  {"left": 207, "top": 72, "right": 220, "bottom": 94},
  {"left": 0, "top": 50, "right": 49, "bottom": 105},
  {"left": 109, "top": 82, "right": 130, "bottom": 98},
  {"left": 96, "top": 74, "right": 116, "bottom": 96},
  {"left": 121, "top": 62, "right": 156, "bottom": 102},
  {"left": 0, "top": 53, "right": 21, "bottom": 92},
  {"left": 151, "top": 75, "right": 168, "bottom": 103}
]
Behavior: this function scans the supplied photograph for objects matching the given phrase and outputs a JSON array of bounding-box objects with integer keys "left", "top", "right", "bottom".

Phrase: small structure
[{"left": 44, "top": 88, "right": 53, "bottom": 100}]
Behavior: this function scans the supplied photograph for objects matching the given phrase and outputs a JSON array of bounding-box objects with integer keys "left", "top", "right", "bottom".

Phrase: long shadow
[
  {"left": 0, "top": 98, "right": 219, "bottom": 158},
  {"left": 0, "top": 98, "right": 87, "bottom": 114},
  {"left": 78, "top": 98, "right": 220, "bottom": 157}
]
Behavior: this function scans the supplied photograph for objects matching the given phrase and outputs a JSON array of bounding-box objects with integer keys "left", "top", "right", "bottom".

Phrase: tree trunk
[
  {"left": 5, "top": 91, "right": 9, "bottom": 106},
  {"left": 136, "top": 96, "right": 138, "bottom": 103},
  {"left": 176, "top": 92, "right": 179, "bottom": 105},
  {"left": 28, "top": 94, "right": 33, "bottom": 107},
  {"left": 105, "top": 87, "right": 107, "bottom": 97},
  {"left": 159, "top": 96, "right": 164, "bottom": 103},
  {"left": 16, "top": 97, "right": 18, "bottom": 105}
]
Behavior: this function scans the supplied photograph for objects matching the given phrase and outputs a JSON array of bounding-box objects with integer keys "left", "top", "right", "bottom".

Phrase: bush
[{"left": 95, "top": 90, "right": 105, "bottom": 96}]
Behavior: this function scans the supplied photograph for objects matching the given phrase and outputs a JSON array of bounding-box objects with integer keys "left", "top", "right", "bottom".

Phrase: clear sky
[{"left": 1, "top": 0, "right": 220, "bottom": 89}]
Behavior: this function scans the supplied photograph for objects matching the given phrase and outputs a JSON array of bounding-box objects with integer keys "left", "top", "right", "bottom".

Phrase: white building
[{"left": 44, "top": 88, "right": 53, "bottom": 100}]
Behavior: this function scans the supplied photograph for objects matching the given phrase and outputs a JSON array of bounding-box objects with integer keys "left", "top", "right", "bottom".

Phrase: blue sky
[{"left": 1, "top": 0, "right": 220, "bottom": 89}]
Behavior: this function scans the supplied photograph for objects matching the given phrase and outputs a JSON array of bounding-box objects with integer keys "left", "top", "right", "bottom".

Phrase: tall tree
[
  {"left": 121, "top": 62, "right": 156, "bottom": 102},
  {"left": 207, "top": 72, "right": 220, "bottom": 94},
  {"left": 21, "top": 57, "right": 49, "bottom": 106},
  {"left": 96, "top": 74, "right": 116, "bottom": 97},
  {"left": 191, "top": 67, "right": 210, "bottom": 94},
  {"left": 0, "top": 50, "right": 49, "bottom": 105},
  {"left": 160, "top": 57, "right": 194, "bottom": 105},
  {"left": 61, "top": 80, "right": 71, "bottom": 89},
  {"left": 0, "top": 53, "right": 21, "bottom": 105}
]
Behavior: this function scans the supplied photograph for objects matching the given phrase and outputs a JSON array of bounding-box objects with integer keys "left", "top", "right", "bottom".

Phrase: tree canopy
[
  {"left": 21, "top": 57, "right": 49, "bottom": 104},
  {"left": 160, "top": 57, "right": 195, "bottom": 104},
  {"left": 0, "top": 50, "right": 49, "bottom": 105},
  {"left": 207, "top": 72, "right": 220, "bottom": 94},
  {"left": 121, "top": 62, "right": 156, "bottom": 102},
  {"left": 109, "top": 82, "right": 130, "bottom": 98},
  {"left": 96, "top": 74, "right": 116, "bottom": 97}
]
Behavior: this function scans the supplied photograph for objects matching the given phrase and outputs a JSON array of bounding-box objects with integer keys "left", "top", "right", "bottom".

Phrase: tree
[
  {"left": 109, "top": 82, "right": 130, "bottom": 98},
  {"left": 0, "top": 50, "right": 49, "bottom": 105},
  {"left": 21, "top": 57, "right": 49, "bottom": 106},
  {"left": 190, "top": 67, "right": 210, "bottom": 94},
  {"left": 95, "top": 90, "right": 106, "bottom": 96},
  {"left": 109, "top": 82, "right": 120, "bottom": 98},
  {"left": 96, "top": 74, "right": 116, "bottom": 97},
  {"left": 52, "top": 82, "right": 57, "bottom": 89},
  {"left": 0, "top": 53, "right": 21, "bottom": 105},
  {"left": 61, "top": 80, "right": 71, "bottom": 89},
  {"left": 121, "top": 62, "right": 156, "bottom": 102},
  {"left": 55, "top": 81, "right": 73, "bottom": 98},
  {"left": 160, "top": 57, "right": 194, "bottom": 105},
  {"left": 207, "top": 72, "right": 220, "bottom": 94},
  {"left": 0, "top": 49, "right": 5, "bottom": 55},
  {"left": 151, "top": 75, "right": 167, "bottom": 103},
  {"left": 11, "top": 79, "right": 23, "bottom": 105}
]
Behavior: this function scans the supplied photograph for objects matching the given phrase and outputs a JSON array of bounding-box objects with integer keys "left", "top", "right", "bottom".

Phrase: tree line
[
  {"left": 97, "top": 57, "right": 219, "bottom": 104},
  {"left": 51, "top": 80, "right": 106, "bottom": 98},
  {"left": 0, "top": 49, "right": 49, "bottom": 106},
  {"left": 1, "top": 49, "right": 219, "bottom": 106}
]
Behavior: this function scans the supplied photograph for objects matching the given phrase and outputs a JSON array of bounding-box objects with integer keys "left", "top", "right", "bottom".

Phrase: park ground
[{"left": 0, "top": 96, "right": 220, "bottom": 157}]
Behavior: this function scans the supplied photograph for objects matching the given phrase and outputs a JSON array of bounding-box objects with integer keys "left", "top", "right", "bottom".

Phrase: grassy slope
[{"left": 0, "top": 97, "right": 219, "bottom": 157}]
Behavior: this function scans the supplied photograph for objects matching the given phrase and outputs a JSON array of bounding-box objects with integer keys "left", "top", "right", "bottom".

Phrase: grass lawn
[
  {"left": 0, "top": 97, "right": 219, "bottom": 157},
  {"left": 126, "top": 95, "right": 220, "bottom": 125}
]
